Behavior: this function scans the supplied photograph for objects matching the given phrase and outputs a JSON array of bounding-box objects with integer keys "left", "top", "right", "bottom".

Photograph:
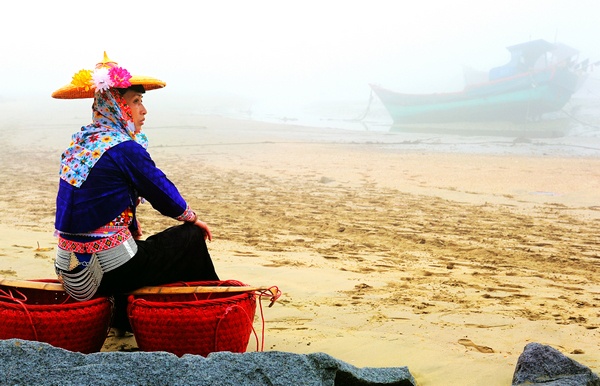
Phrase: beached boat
[{"left": 371, "top": 40, "right": 587, "bottom": 125}]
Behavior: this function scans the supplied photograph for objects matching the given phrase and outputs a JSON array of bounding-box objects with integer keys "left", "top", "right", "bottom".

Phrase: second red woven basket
[{"left": 127, "top": 280, "right": 257, "bottom": 357}]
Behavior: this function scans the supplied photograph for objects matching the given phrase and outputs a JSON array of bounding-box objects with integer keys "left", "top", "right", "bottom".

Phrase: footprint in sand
[{"left": 458, "top": 339, "right": 495, "bottom": 353}]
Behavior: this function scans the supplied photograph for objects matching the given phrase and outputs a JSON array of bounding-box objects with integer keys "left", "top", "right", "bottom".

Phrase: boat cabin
[{"left": 488, "top": 39, "right": 556, "bottom": 81}]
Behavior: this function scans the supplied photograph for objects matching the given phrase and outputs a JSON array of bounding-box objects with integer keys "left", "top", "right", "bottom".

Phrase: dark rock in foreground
[
  {"left": 512, "top": 342, "right": 600, "bottom": 386},
  {"left": 0, "top": 339, "right": 415, "bottom": 386}
]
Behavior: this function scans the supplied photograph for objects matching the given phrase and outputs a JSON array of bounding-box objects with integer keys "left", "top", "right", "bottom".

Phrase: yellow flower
[{"left": 71, "top": 69, "right": 93, "bottom": 91}]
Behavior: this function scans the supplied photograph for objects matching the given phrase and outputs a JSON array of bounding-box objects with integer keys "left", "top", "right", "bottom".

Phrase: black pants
[{"left": 98, "top": 223, "right": 219, "bottom": 331}]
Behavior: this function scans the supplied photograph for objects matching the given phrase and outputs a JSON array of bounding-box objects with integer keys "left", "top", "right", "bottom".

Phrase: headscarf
[{"left": 59, "top": 88, "right": 148, "bottom": 187}]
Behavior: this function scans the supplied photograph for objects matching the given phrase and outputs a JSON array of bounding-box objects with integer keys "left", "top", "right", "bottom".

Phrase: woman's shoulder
[
  {"left": 107, "top": 140, "right": 151, "bottom": 158},
  {"left": 105, "top": 140, "right": 155, "bottom": 169},
  {"left": 110, "top": 139, "right": 145, "bottom": 151}
]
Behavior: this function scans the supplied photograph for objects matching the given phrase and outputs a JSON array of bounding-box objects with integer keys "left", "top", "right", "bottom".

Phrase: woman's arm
[{"left": 108, "top": 141, "right": 208, "bottom": 233}]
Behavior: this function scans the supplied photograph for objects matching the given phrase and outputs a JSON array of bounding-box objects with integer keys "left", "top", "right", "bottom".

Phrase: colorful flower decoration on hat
[
  {"left": 91, "top": 67, "right": 111, "bottom": 93},
  {"left": 69, "top": 52, "right": 132, "bottom": 94},
  {"left": 109, "top": 67, "right": 132, "bottom": 88},
  {"left": 71, "top": 70, "right": 93, "bottom": 91}
]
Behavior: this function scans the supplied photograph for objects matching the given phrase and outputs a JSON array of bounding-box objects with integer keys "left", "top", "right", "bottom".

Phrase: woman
[{"left": 51, "top": 53, "right": 219, "bottom": 308}]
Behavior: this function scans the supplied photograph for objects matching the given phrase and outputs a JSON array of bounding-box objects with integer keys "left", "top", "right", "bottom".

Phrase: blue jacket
[{"left": 55, "top": 140, "right": 187, "bottom": 233}]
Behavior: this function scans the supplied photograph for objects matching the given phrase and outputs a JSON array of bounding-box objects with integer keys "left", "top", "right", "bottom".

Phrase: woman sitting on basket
[{"left": 52, "top": 53, "right": 219, "bottom": 308}]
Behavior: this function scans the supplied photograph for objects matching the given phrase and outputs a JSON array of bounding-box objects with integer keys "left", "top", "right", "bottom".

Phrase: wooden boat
[{"left": 371, "top": 40, "right": 585, "bottom": 125}]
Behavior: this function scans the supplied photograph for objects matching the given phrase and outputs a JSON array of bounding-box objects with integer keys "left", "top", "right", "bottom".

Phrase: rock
[
  {"left": 0, "top": 339, "right": 415, "bottom": 386},
  {"left": 512, "top": 342, "right": 600, "bottom": 386}
]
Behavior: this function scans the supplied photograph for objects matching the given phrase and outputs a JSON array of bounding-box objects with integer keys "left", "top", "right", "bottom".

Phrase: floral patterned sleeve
[{"left": 175, "top": 204, "right": 197, "bottom": 222}]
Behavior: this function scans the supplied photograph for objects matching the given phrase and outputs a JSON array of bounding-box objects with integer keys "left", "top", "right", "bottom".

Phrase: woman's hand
[
  {"left": 131, "top": 219, "right": 143, "bottom": 240},
  {"left": 193, "top": 220, "right": 212, "bottom": 242}
]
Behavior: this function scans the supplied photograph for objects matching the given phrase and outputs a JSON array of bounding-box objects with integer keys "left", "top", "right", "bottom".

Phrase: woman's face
[{"left": 122, "top": 90, "right": 147, "bottom": 133}]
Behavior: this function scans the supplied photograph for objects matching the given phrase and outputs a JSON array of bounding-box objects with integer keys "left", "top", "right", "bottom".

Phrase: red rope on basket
[
  {"left": 0, "top": 288, "right": 38, "bottom": 341},
  {"left": 215, "top": 304, "right": 259, "bottom": 353},
  {"left": 257, "top": 295, "right": 265, "bottom": 351},
  {"left": 176, "top": 281, "right": 198, "bottom": 301},
  {"left": 213, "top": 285, "right": 281, "bottom": 353},
  {"left": 255, "top": 286, "right": 281, "bottom": 351},
  {"left": 212, "top": 280, "right": 263, "bottom": 352}
]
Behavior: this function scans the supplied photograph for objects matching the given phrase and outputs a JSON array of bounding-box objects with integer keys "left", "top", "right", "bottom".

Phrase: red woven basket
[
  {"left": 127, "top": 280, "right": 257, "bottom": 357},
  {"left": 0, "top": 279, "right": 114, "bottom": 353}
]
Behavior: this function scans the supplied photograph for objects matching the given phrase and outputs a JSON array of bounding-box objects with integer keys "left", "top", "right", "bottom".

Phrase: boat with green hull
[{"left": 371, "top": 40, "right": 586, "bottom": 127}]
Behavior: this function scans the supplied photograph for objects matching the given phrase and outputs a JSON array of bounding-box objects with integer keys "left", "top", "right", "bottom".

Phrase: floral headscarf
[{"left": 60, "top": 88, "right": 148, "bottom": 187}]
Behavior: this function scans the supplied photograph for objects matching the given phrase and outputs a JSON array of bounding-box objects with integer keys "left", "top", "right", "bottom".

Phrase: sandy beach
[{"left": 1, "top": 111, "right": 600, "bottom": 385}]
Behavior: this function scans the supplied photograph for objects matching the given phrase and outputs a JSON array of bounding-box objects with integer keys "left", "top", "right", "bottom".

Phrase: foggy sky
[{"left": 1, "top": 0, "right": 599, "bottom": 111}]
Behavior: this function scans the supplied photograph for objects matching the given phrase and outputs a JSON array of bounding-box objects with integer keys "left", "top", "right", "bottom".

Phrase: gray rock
[
  {"left": 0, "top": 339, "right": 415, "bottom": 386},
  {"left": 512, "top": 342, "right": 600, "bottom": 386}
]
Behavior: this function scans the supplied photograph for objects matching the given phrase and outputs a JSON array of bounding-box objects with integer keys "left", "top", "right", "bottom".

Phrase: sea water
[{"left": 190, "top": 95, "right": 600, "bottom": 158}]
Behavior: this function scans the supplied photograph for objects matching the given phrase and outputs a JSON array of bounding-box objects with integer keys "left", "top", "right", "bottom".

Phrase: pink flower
[
  {"left": 91, "top": 67, "right": 111, "bottom": 93},
  {"left": 109, "top": 66, "right": 132, "bottom": 88}
]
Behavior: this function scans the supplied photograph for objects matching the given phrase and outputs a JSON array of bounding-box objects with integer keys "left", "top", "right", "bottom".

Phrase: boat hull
[{"left": 371, "top": 66, "right": 579, "bottom": 124}]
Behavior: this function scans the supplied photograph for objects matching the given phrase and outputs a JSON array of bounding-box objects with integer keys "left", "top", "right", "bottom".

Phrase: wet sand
[{"left": 1, "top": 114, "right": 600, "bottom": 385}]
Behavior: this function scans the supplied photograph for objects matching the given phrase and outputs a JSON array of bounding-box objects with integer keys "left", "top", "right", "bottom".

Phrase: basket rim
[
  {"left": 0, "top": 279, "right": 112, "bottom": 311},
  {"left": 0, "top": 290, "right": 112, "bottom": 311},
  {"left": 128, "top": 280, "right": 255, "bottom": 309}
]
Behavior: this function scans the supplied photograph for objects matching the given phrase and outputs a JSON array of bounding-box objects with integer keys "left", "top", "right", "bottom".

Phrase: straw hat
[{"left": 52, "top": 52, "right": 166, "bottom": 99}]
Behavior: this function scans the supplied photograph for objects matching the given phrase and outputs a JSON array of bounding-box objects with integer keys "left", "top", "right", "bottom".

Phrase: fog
[{"left": 1, "top": 0, "right": 600, "bottom": 124}]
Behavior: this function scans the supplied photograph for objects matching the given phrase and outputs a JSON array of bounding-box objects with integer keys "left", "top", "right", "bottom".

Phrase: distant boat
[{"left": 371, "top": 39, "right": 591, "bottom": 125}]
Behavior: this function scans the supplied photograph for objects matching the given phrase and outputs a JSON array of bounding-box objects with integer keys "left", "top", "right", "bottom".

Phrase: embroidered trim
[
  {"left": 89, "top": 225, "right": 127, "bottom": 234},
  {"left": 175, "top": 204, "right": 196, "bottom": 222},
  {"left": 56, "top": 237, "right": 137, "bottom": 271},
  {"left": 58, "top": 228, "right": 131, "bottom": 253}
]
